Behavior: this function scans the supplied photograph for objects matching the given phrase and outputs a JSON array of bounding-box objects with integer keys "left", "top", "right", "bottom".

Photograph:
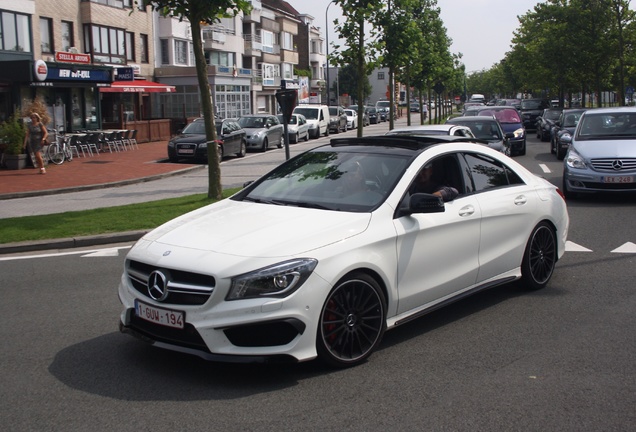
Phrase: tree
[
  {"left": 145, "top": 0, "right": 252, "bottom": 199},
  {"left": 337, "top": 63, "right": 372, "bottom": 103},
  {"left": 332, "top": 0, "right": 383, "bottom": 136}
]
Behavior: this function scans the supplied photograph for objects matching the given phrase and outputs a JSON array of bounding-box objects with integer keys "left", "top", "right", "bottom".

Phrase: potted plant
[{"left": 0, "top": 110, "right": 27, "bottom": 170}]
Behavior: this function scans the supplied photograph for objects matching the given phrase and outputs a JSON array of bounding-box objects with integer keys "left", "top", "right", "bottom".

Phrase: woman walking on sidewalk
[{"left": 24, "top": 112, "right": 48, "bottom": 174}]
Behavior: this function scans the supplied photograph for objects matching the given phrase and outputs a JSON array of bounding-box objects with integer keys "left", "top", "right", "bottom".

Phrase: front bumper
[
  {"left": 118, "top": 268, "right": 331, "bottom": 363},
  {"left": 563, "top": 168, "right": 636, "bottom": 193}
]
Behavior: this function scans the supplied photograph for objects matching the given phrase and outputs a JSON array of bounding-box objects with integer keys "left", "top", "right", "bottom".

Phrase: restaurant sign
[
  {"left": 55, "top": 51, "right": 91, "bottom": 64},
  {"left": 45, "top": 65, "right": 112, "bottom": 83},
  {"left": 115, "top": 67, "right": 134, "bottom": 81}
]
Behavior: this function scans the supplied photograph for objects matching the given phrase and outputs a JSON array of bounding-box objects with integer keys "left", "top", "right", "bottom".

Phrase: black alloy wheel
[
  {"left": 237, "top": 140, "right": 246, "bottom": 157},
  {"left": 521, "top": 222, "right": 557, "bottom": 290},
  {"left": 317, "top": 273, "right": 386, "bottom": 367}
]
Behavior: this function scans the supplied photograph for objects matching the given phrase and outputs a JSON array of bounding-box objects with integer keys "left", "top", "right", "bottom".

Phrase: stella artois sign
[{"left": 55, "top": 51, "right": 91, "bottom": 64}]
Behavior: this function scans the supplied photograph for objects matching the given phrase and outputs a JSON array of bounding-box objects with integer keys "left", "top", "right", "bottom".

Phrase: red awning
[{"left": 101, "top": 79, "right": 176, "bottom": 93}]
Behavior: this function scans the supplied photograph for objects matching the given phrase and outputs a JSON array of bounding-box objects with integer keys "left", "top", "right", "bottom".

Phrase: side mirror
[{"left": 399, "top": 193, "right": 445, "bottom": 217}]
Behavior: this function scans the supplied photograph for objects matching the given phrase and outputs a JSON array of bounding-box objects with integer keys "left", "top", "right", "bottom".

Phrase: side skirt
[{"left": 391, "top": 276, "right": 518, "bottom": 328}]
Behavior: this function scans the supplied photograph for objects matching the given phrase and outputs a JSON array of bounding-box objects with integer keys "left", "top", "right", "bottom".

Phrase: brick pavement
[{"left": 0, "top": 140, "right": 196, "bottom": 198}]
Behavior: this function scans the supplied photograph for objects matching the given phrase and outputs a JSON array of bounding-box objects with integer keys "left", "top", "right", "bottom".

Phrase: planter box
[{"left": 4, "top": 153, "right": 27, "bottom": 170}]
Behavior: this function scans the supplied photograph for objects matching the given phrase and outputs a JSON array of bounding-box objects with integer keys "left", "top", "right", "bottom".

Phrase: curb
[
  {"left": 0, "top": 162, "right": 205, "bottom": 200},
  {"left": 0, "top": 230, "right": 148, "bottom": 255}
]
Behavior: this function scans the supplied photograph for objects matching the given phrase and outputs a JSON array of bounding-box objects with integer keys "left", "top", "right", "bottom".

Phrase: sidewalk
[{"left": 0, "top": 140, "right": 200, "bottom": 200}]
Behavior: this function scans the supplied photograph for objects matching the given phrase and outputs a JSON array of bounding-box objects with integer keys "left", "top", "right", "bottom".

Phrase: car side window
[{"left": 460, "top": 152, "right": 525, "bottom": 192}]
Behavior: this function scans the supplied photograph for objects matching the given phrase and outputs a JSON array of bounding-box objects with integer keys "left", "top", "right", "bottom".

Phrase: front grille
[
  {"left": 127, "top": 259, "right": 215, "bottom": 306},
  {"left": 591, "top": 158, "right": 636, "bottom": 171}
]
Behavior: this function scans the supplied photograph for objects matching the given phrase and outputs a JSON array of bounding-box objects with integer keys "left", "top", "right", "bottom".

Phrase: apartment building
[{"left": 0, "top": 0, "right": 326, "bottom": 135}]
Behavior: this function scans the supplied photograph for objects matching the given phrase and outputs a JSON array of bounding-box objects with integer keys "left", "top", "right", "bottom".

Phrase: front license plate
[
  {"left": 135, "top": 300, "right": 185, "bottom": 329},
  {"left": 602, "top": 175, "right": 633, "bottom": 184},
  {"left": 178, "top": 149, "right": 194, "bottom": 154}
]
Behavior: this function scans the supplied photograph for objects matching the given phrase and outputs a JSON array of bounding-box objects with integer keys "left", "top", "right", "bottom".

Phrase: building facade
[{"left": 0, "top": 0, "right": 329, "bottom": 136}]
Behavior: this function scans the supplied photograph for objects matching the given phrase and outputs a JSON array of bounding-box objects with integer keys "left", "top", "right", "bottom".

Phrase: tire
[
  {"left": 518, "top": 141, "right": 526, "bottom": 156},
  {"left": 316, "top": 272, "right": 386, "bottom": 368},
  {"left": 261, "top": 138, "right": 268, "bottom": 152},
  {"left": 304, "top": 132, "right": 309, "bottom": 142},
  {"left": 277, "top": 134, "right": 284, "bottom": 149},
  {"left": 324, "top": 127, "right": 329, "bottom": 137},
  {"left": 556, "top": 144, "right": 565, "bottom": 160},
  {"left": 47, "top": 143, "right": 64, "bottom": 165},
  {"left": 291, "top": 133, "right": 298, "bottom": 144},
  {"left": 237, "top": 140, "right": 246, "bottom": 157},
  {"left": 520, "top": 222, "right": 557, "bottom": 290}
]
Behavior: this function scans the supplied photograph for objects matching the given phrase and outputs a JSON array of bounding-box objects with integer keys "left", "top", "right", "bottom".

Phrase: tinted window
[{"left": 461, "top": 153, "right": 524, "bottom": 192}]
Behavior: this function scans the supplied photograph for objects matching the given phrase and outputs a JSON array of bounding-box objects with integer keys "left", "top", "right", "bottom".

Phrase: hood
[
  {"left": 143, "top": 199, "right": 372, "bottom": 258},
  {"left": 572, "top": 138, "right": 636, "bottom": 159},
  {"left": 169, "top": 133, "right": 207, "bottom": 144}
]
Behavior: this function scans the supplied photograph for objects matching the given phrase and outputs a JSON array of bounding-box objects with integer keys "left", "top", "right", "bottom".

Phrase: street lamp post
[{"left": 325, "top": 0, "right": 336, "bottom": 105}]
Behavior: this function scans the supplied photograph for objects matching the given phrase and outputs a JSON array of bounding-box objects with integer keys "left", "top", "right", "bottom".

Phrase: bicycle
[{"left": 46, "top": 128, "right": 73, "bottom": 165}]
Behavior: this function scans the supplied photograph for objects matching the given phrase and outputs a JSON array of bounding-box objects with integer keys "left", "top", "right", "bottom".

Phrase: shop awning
[{"left": 101, "top": 79, "right": 176, "bottom": 93}]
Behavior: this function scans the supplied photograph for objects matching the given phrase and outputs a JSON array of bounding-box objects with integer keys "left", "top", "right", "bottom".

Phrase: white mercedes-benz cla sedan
[{"left": 119, "top": 135, "right": 569, "bottom": 367}]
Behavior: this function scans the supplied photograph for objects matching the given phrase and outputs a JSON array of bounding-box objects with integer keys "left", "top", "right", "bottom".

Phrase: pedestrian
[{"left": 24, "top": 112, "right": 48, "bottom": 174}]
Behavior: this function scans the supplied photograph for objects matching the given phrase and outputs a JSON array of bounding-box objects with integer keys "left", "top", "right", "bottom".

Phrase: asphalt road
[{"left": 0, "top": 128, "right": 634, "bottom": 431}]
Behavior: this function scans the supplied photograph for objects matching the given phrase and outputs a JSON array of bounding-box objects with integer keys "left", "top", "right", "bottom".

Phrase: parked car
[
  {"left": 563, "top": 107, "right": 636, "bottom": 198},
  {"left": 520, "top": 98, "right": 551, "bottom": 131},
  {"left": 367, "top": 107, "right": 380, "bottom": 124},
  {"left": 239, "top": 114, "right": 285, "bottom": 151},
  {"left": 536, "top": 107, "right": 563, "bottom": 142},
  {"left": 446, "top": 116, "right": 511, "bottom": 155},
  {"left": 463, "top": 102, "right": 485, "bottom": 113},
  {"left": 278, "top": 113, "right": 309, "bottom": 144},
  {"left": 472, "top": 106, "right": 526, "bottom": 156},
  {"left": 551, "top": 109, "right": 587, "bottom": 160},
  {"left": 119, "top": 134, "right": 569, "bottom": 367},
  {"left": 409, "top": 102, "right": 420, "bottom": 112},
  {"left": 328, "top": 106, "right": 348, "bottom": 133},
  {"left": 349, "top": 105, "right": 370, "bottom": 126},
  {"left": 293, "top": 105, "right": 330, "bottom": 138},
  {"left": 167, "top": 118, "right": 246, "bottom": 163},
  {"left": 386, "top": 124, "right": 476, "bottom": 139},
  {"left": 377, "top": 107, "right": 389, "bottom": 122},
  {"left": 344, "top": 109, "right": 358, "bottom": 129}
]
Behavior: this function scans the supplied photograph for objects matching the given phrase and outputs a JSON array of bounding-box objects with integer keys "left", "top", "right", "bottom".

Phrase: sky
[{"left": 285, "top": 0, "right": 542, "bottom": 73}]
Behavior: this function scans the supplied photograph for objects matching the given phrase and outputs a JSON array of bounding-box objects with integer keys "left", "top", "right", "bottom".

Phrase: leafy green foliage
[{"left": 0, "top": 110, "right": 26, "bottom": 155}]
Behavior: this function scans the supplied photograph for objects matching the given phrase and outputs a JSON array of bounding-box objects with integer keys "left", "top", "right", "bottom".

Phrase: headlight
[
  {"left": 226, "top": 258, "right": 318, "bottom": 300},
  {"left": 566, "top": 148, "right": 587, "bottom": 169},
  {"left": 513, "top": 128, "right": 525, "bottom": 138}
]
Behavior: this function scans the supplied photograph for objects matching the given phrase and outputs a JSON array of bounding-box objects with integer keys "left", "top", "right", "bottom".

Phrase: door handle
[
  {"left": 458, "top": 205, "right": 475, "bottom": 217},
  {"left": 514, "top": 195, "right": 527, "bottom": 206}
]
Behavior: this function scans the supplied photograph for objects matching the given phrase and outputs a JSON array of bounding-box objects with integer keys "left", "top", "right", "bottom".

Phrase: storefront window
[{"left": 85, "top": 88, "right": 98, "bottom": 129}]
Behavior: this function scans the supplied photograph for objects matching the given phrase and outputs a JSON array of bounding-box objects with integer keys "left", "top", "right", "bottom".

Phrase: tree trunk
[{"left": 191, "top": 20, "right": 222, "bottom": 200}]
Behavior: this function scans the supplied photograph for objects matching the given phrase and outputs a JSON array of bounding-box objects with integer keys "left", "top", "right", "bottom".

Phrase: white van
[{"left": 292, "top": 105, "right": 330, "bottom": 139}]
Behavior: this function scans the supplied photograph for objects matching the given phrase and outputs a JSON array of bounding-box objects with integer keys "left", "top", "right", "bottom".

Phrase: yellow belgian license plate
[{"left": 135, "top": 300, "right": 184, "bottom": 329}]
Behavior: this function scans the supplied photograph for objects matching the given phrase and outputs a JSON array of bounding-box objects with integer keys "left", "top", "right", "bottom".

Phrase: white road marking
[
  {"left": 565, "top": 241, "right": 593, "bottom": 252},
  {"left": 611, "top": 242, "right": 636, "bottom": 254},
  {"left": 539, "top": 164, "right": 551, "bottom": 173}
]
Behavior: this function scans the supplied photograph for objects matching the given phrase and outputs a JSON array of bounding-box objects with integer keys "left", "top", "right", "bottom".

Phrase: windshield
[
  {"left": 234, "top": 149, "right": 410, "bottom": 212},
  {"left": 345, "top": 110, "right": 355, "bottom": 116},
  {"left": 181, "top": 120, "right": 207, "bottom": 134},
  {"left": 576, "top": 112, "right": 636, "bottom": 139},
  {"left": 454, "top": 121, "right": 501, "bottom": 140},
  {"left": 238, "top": 117, "right": 267, "bottom": 128},
  {"left": 479, "top": 109, "right": 521, "bottom": 124},
  {"left": 545, "top": 110, "right": 562, "bottom": 120},
  {"left": 294, "top": 107, "right": 318, "bottom": 120},
  {"left": 562, "top": 111, "right": 583, "bottom": 127},
  {"left": 521, "top": 100, "right": 546, "bottom": 110}
]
